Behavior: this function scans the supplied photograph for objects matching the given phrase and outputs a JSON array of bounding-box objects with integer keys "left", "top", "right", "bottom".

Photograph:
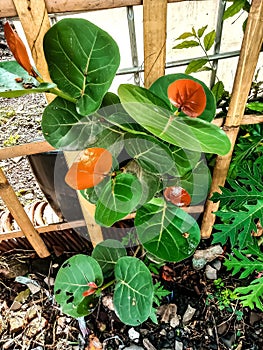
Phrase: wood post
[
  {"left": 201, "top": 0, "right": 263, "bottom": 239},
  {"left": 8, "top": 0, "right": 104, "bottom": 248},
  {"left": 0, "top": 167, "right": 50, "bottom": 257},
  {"left": 143, "top": 0, "right": 167, "bottom": 88}
]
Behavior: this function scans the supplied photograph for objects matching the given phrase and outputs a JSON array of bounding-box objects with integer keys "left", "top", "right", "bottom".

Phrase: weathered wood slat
[
  {"left": 0, "top": 167, "right": 50, "bottom": 257},
  {"left": 201, "top": 0, "right": 263, "bottom": 239},
  {"left": 0, "top": 141, "right": 55, "bottom": 160},
  {"left": 0, "top": 115, "right": 261, "bottom": 160},
  {"left": 143, "top": 0, "right": 167, "bottom": 88},
  {"left": 1, "top": 0, "right": 189, "bottom": 18}
]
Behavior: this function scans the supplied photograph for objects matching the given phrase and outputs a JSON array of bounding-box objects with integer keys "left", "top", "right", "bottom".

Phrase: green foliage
[
  {"left": 0, "top": 61, "right": 56, "bottom": 98},
  {"left": 212, "top": 156, "right": 263, "bottom": 248},
  {"left": 135, "top": 198, "right": 200, "bottom": 262},
  {"left": 228, "top": 124, "right": 263, "bottom": 179},
  {"left": 153, "top": 281, "right": 171, "bottom": 306},
  {"left": 0, "top": 17, "right": 232, "bottom": 326},
  {"left": 212, "top": 278, "right": 237, "bottom": 311},
  {"left": 223, "top": 0, "right": 250, "bottom": 21},
  {"left": 224, "top": 244, "right": 263, "bottom": 311},
  {"left": 3, "top": 134, "right": 20, "bottom": 147},
  {"left": 114, "top": 256, "right": 154, "bottom": 326},
  {"left": 54, "top": 255, "right": 103, "bottom": 318},
  {"left": 173, "top": 25, "right": 217, "bottom": 75}
]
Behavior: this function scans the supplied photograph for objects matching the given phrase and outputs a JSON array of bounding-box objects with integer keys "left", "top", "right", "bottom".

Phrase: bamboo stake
[
  {"left": 11, "top": 0, "right": 104, "bottom": 248},
  {"left": 143, "top": 0, "right": 167, "bottom": 88},
  {"left": 0, "top": 167, "right": 50, "bottom": 257},
  {"left": 201, "top": 0, "right": 263, "bottom": 239}
]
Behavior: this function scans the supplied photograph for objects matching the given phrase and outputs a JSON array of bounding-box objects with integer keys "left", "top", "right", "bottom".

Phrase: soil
[{"left": 0, "top": 20, "right": 263, "bottom": 350}]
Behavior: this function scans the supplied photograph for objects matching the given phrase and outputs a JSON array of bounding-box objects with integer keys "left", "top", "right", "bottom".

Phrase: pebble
[
  {"left": 123, "top": 345, "right": 143, "bottom": 350},
  {"left": 205, "top": 264, "right": 217, "bottom": 280},
  {"left": 174, "top": 340, "right": 183, "bottom": 350},
  {"left": 182, "top": 304, "right": 196, "bottom": 324},
  {"left": 128, "top": 327, "right": 140, "bottom": 342}
]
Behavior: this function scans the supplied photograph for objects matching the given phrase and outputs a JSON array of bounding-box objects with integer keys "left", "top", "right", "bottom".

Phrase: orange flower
[{"left": 167, "top": 79, "right": 206, "bottom": 118}]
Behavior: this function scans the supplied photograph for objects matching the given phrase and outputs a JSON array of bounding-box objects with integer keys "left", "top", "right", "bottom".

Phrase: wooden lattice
[{"left": 0, "top": 0, "right": 262, "bottom": 257}]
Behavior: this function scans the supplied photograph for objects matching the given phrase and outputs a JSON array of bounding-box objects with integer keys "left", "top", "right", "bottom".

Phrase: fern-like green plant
[
  {"left": 211, "top": 156, "right": 263, "bottom": 248},
  {"left": 224, "top": 244, "right": 263, "bottom": 311}
]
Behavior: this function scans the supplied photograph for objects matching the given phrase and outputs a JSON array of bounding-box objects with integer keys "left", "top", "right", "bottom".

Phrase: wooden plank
[
  {"left": 11, "top": 0, "right": 51, "bottom": 83},
  {"left": 0, "top": 114, "right": 261, "bottom": 161},
  {"left": 0, "top": 220, "right": 86, "bottom": 241},
  {"left": 143, "top": 0, "right": 167, "bottom": 88},
  {"left": 0, "top": 167, "right": 50, "bottom": 257},
  {"left": 1, "top": 0, "right": 189, "bottom": 18},
  {"left": 0, "top": 141, "right": 55, "bottom": 160},
  {"left": 201, "top": 0, "right": 263, "bottom": 239}
]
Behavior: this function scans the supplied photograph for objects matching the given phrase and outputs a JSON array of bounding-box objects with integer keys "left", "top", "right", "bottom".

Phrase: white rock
[
  {"left": 205, "top": 264, "right": 218, "bottom": 280},
  {"left": 128, "top": 327, "right": 140, "bottom": 342}
]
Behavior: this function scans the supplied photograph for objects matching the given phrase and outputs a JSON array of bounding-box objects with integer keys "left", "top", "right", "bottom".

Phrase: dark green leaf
[
  {"left": 149, "top": 73, "right": 216, "bottom": 122},
  {"left": 173, "top": 40, "right": 199, "bottom": 49},
  {"left": 235, "top": 277, "right": 263, "bottom": 311},
  {"left": 118, "top": 84, "right": 230, "bottom": 155},
  {"left": 92, "top": 239, "right": 127, "bottom": 277},
  {"left": 225, "top": 248, "right": 263, "bottom": 279},
  {"left": 135, "top": 198, "right": 200, "bottom": 262},
  {"left": 114, "top": 256, "right": 154, "bottom": 325},
  {"left": 124, "top": 134, "right": 174, "bottom": 174},
  {"left": 212, "top": 201, "right": 263, "bottom": 248},
  {"left": 0, "top": 61, "right": 56, "bottom": 98},
  {"left": 204, "top": 30, "right": 216, "bottom": 51},
  {"left": 185, "top": 59, "right": 209, "bottom": 74},
  {"left": 95, "top": 173, "right": 142, "bottom": 226},
  {"left": 41, "top": 97, "right": 104, "bottom": 150},
  {"left": 198, "top": 25, "right": 208, "bottom": 38},
  {"left": 223, "top": 0, "right": 246, "bottom": 20},
  {"left": 212, "top": 81, "right": 225, "bottom": 102},
  {"left": 43, "top": 18, "right": 120, "bottom": 116},
  {"left": 54, "top": 254, "right": 103, "bottom": 318},
  {"left": 124, "top": 160, "right": 160, "bottom": 205}
]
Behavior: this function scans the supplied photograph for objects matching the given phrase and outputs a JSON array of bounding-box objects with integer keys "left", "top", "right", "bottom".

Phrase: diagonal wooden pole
[
  {"left": 0, "top": 167, "right": 50, "bottom": 257},
  {"left": 201, "top": 0, "right": 263, "bottom": 238},
  {"left": 11, "top": 0, "right": 104, "bottom": 247}
]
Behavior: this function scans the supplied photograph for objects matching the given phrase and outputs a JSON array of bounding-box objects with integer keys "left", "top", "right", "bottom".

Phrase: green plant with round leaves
[{"left": 0, "top": 17, "right": 232, "bottom": 326}]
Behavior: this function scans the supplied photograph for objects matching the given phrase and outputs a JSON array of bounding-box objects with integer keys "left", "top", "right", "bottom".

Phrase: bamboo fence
[{"left": 0, "top": 0, "right": 262, "bottom": 257}]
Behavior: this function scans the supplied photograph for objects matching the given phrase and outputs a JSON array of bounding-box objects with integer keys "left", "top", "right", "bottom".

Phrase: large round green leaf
[
  {"left": 135, "top": 198, "right": 200, "bottom": 262},
  {"left": 54, "top": 255, "right": 103, "bottom": 318},
  {"left": 118, "top": 84, "right": 231, "bottom": 155},
  {"left": 95, "top": 173, "right": 142, "bottom": 227},
  {"left": 0, "top": 61, "right": 56, "bottom": 98},
  {"left": 124, "top": 134, "right": 174, "bottom": 174},
  {"left": 42, "top": 96, "right": 104, "bottom": 150},
  {"left": 92, "top": 239, "right": 127, "bottom": 277},
  {"left": 43, "top": 18, "right": 120, "bottom": 116},
  {"left": 149, "top": 73, "right": 216, "bottom": 122},
  {"left": 114, "top": 256, "right": 154, "bottom": 326}
]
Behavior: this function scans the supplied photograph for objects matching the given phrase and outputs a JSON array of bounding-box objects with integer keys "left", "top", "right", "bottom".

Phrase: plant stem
[
  {"left": 35, "top": 75, "right": 77, "bottom": 104},
  {"left": 48, "top": 87, "right": 77, "bottom": 104},
  {"left": 100, "top": 279, "right": 115, "bottom": 291}
]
